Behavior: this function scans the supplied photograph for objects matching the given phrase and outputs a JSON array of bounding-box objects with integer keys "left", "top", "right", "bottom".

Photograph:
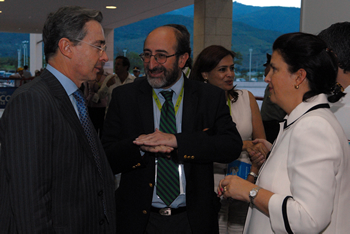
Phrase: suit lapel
[
  {"left": 138, "top": 79, "right": 155, "bottom": 133},
  {"left": 41, "top": 69, "right": 94, "bottom": 159},
  {"left": 182, "top": 78, "right": 198, "bottom": 133}
]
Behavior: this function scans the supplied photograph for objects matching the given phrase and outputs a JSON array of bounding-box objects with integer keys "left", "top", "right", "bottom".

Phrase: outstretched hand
[{"left": 134, "top": 129, "right": 178, "bottom": 153}]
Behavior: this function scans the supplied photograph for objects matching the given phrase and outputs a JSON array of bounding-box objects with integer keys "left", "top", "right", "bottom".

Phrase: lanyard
[
  {"left": 152, "top": 84, "right": 184, "bottom": 115},
  {"left": 227, "top": 97, "right": 232, "bottom": 116}
]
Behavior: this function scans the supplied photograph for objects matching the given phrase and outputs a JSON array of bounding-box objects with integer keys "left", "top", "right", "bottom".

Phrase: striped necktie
[
  {"left": 156, "top": 90, "right": 180, "bottom": 206},
  {"left": 72, "top": 89, "right": 108, "bottom": 217}
]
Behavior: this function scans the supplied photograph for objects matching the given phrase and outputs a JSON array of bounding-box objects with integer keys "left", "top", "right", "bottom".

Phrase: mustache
[{"left": 147, "top": 66, "right": 165, "bottom": 73}]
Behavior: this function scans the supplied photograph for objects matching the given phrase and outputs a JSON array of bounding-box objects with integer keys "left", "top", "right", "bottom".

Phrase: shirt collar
[
  {"left": 153, "top": 73, "right": 184, "bottom": 98},
  {"left": 285, "top": 93, "right": 328, "bottom": 126},
  {"left": 46, "top": 64, "right": 79, "bottom": 96}
]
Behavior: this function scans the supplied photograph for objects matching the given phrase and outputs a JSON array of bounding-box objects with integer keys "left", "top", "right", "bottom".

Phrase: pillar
[
  {"left": 29, "top": 33, "right": 43, "bottom": 75},
  {"left": 193, "top": 0, "right": 232, "bottom": 60},
  {"left": 104, "top": 28, "right": 114, "bottom": 74}
]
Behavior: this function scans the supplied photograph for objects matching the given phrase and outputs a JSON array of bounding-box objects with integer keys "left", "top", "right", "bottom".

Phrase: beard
[{"left": 146, "top": 59, "right": 181, "bottom": 88}]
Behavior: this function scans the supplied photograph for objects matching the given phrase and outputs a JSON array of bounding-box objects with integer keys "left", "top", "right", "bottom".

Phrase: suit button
[
  {"left": 143, "top": 210, "right": 147, "bottom": 214},
  {"left": 137, "top": 163, "right": 141, "bottom": 166},
  {"left": 149, "top": 183, "right": 153, "bottom": 187},
  {"left": 98, "top": 190, "right": 103, "bottom": 196},
  {"left": 184, "top": 155, "right": 187, "bottom": 159},
  {"left": 191, "top": 156, "right": 195, "bottom": 159},
  {"left": 132, "top": 166, "right": 136, "bottom": 169},
  {"left": 99, "top": 219, "right": 105, "bottom": 225}
]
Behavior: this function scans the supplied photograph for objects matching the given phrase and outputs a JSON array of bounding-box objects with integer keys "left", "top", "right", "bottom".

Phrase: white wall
[{"left": 300, "top": 0, "right": 350, "bottom": 34}]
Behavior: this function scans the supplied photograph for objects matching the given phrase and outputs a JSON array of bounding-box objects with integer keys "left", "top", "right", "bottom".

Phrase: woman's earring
[
  {"left": 294, "top": 85, "right": 299, "bottom": 89},
  {"left": 204, "top": 78, "right": 208, "bottom": 83}
]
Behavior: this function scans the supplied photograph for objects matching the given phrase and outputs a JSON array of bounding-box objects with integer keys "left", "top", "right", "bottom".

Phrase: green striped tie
[{"left": 156, "top": 90, "right": 180, "bottom": 206}]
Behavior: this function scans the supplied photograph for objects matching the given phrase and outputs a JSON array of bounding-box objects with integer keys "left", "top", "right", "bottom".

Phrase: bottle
[{"left": 227, "top": 151, "right": 251, "bottom": 180}]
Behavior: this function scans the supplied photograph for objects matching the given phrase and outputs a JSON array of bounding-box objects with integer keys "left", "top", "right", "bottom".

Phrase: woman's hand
[{"left": 217, "top": 175, "right": 256, "bottom": 202}]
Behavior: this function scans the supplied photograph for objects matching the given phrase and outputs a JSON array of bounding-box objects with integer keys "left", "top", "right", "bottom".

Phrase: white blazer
[{"left": 244, "top": 94, "right": 350, "bottom": 234}]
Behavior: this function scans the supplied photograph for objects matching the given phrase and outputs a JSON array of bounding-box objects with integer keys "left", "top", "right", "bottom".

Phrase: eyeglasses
[
  {"left": 75, "top": 39, "right": 107, "bottom": 57},
  {"left": 139, "top": 52, "right": 177, "bottom": 64}
]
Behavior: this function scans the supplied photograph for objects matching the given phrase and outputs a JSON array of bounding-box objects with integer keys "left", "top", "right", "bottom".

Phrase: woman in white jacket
[{"left": 218, "top": 32, "right": 350, "bottom": 234}]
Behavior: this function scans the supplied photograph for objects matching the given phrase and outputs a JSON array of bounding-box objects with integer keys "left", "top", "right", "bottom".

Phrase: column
[
  {"left": 29, "top": 33, "right": 43, "bottom": 75},
  {"left": 104, "top": 28, "right": 114, "bottom": 74},
  {"left": 193, "top": 0, "right": 232, "bottom": 59}
]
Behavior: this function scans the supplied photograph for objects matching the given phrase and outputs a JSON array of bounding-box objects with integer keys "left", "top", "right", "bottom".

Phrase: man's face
[
  {"left": 114, "top": 58, "right": 128, "bottom": 75},
  {"left": 143, "top": 27, "right": 186, "bottom": 89},
  {"left": 71, "top": 20, "right": 108, "bottom": 85},
  {"left": 133, "top": 70, "right": 140, "bottom": 77}
]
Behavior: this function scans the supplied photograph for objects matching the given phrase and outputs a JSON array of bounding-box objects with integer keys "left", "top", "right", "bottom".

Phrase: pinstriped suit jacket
[{"left": 0, "top": 69, "right": 116, "bottom": 233}]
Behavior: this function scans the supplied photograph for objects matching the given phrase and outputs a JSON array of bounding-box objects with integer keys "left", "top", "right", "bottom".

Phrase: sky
[{"left": 234, "top": 0, "right": 301, "bottom": 8}]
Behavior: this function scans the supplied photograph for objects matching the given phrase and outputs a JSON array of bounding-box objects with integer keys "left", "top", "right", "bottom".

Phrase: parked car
[
  {"left": 0, "top": 71, "right": 5, "bottom": 78},
  {"left": 250, "top": 78, "right": 258, "bottom": 82},
  {"left": 235, "top": 78, "right": 246, "bottom": 82}
]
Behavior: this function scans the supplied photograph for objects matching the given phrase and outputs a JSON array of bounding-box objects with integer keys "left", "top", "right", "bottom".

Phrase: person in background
[
  {"left": 133, "top": 66, "right": 141, "bottom": 78},
  {"left": 97, "top": 56, "right": 135, "bottom": 108},
  {"left": 102, "top": 25, "right": 242, "bottom": 233},
  {"left": 260, "top": 53, "right": 286, "bottom": 143},
  {"left": 190, "top": 45, "right": 267, "bottom": 234},
  {"left": 218, "top": 32, "right": 350, "bottom": 234},
  {"left": 0, "top": 6, "right": 116, "bottom": 233},
  {"left": 318, "top": 22, "right": 350, "bottom": 140},
  {"left": 34, "top": 69, "right": 41, "bottom": 77},
  {"left": 84, "top": 68, "right": 109, "bottom": 137},
  {"left": 9, "top": 67, "right": 24, "bottom": 87},
  {"left": 23, "top": 65, "right": 32, "bottom": 78}
]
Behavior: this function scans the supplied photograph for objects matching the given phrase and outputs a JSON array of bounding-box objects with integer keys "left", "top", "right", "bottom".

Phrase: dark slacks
[{"left": 145, "top": 211, "right": 192, "bottom": 234}]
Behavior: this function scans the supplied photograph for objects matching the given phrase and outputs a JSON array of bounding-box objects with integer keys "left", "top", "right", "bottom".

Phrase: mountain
[
  {"left": 0, "top": 33, "right": 29, "bottom": 57},
  {"left": 0, "top": 2, "right": 300, "bottom": 71}
]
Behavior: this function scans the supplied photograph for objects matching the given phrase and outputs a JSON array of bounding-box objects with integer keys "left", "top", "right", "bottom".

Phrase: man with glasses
[
  {"left": 103, "top": 25, "right": 242, "bottom": 233},
  {"left": 0, "top": 6, "right": 116, "bottom": 233}
]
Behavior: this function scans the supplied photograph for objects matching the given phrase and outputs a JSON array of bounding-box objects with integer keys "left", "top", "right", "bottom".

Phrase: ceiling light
[
  {"left": 0, "top": 11, "right": 2, "bottom": 13},
  {"left": 106, "top": 6, "right": 117, "bottom": 9},
  {"left": 0, "top": 0, "right": 4, "bottom": 2}
]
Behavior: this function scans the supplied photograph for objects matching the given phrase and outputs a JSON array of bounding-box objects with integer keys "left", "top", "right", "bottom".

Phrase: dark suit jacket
[
  {"left": 0, "top": 69, "right": 116, "bottom": 233},
  {"left": 103, "top": 77, "right": 242, "bottom": 233}
]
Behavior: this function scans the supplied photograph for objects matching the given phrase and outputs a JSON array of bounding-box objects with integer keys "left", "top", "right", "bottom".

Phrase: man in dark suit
[
  {"left": 0, "top": 6, "right": 116, "bottom": 233},
  {"left": 102, "top": 25, "right": 242, "bottom": 233}
]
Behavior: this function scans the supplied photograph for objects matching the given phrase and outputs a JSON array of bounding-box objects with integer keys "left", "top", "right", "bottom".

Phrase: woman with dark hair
[
  {"left": 218, "top": 32, "right": 350, "bottom": 233},
  {"left": 190, "top": 45, "right": 268, "bottom": 233}
]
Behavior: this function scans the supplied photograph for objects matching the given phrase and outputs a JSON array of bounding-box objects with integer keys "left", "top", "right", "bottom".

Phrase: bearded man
[{"left": 102, "top": 25, "right": 242, "bottom": 234}]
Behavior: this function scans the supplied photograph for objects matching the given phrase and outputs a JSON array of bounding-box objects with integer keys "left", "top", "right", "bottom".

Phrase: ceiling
[{"left": 0, "top": 0, "right": 193, "bottom": 34}]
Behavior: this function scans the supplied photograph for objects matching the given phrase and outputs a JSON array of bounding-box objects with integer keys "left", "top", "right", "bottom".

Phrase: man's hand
[
  {"left": 133, "top": 128, "right": 178, "bottom": 148},
  {"left": 139, "top": 145, "right": 174, "bottom": 154},
  {"left": 106, "top": 77, "right": 116, "bottom": 87}
]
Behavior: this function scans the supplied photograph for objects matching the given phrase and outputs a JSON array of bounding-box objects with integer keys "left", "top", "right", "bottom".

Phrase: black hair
[
  {"left": 189, "top": 45, "right": 238, "bottom": 102},
  {"left": 273, "top": 32, "right": 344, "bottom": 103},
  {"left": 318, "top": 22, "right": 350, "bottom": 73},
  {"left": 115, "top": 56, "right": 130, "bottom": 70}
]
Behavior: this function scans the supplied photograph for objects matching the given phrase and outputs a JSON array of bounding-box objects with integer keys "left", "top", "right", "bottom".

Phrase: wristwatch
[{"left": 249, "top": 186, "right": 261, "bottom": 206}]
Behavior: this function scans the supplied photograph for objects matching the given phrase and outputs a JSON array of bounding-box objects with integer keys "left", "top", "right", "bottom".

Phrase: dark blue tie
[
  {"left": 156, "top": 91, "right": 180, "bottom": 206},
  {"left": 72, "top": 89, "right": 107, "bottom": 217}
]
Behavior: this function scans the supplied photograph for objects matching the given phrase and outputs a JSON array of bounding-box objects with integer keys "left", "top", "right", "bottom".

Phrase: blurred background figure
[
  {"left": 132, "top": 66, "right": 141, "bottom": 78},
  {"left": 9, "top": 67, "right": 24, "bottom": 87},
  {"left": 34, "top": 69, "right": 41, "bottom": 77},
  {"left": 22, "top": 65, "right": 32, "bottom": 78},
  {"left": 260, "top": 53, "right": 286, "bottom": 143},
  {"left": 318, "top": 22, "right": 350, "bottom": 140},
  {"left": 190, "top": 45, "right": 268, "bottom": 234},
  {"left": 97, "top": 56, "right": 135, "bottom": 110},
  {"left": 84, "top": 68, "right": 109, "bottom": 138}
]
